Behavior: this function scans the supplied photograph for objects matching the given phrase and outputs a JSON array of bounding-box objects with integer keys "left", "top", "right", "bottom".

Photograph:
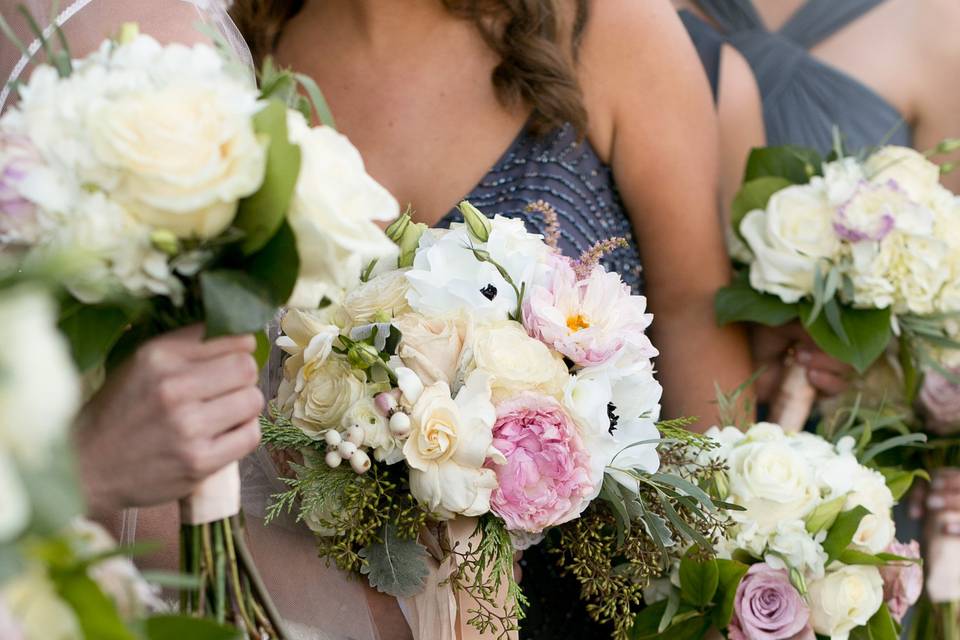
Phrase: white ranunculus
[
  {"left": 844, "top": 467, "right": 895, "bottom": 554},
  {"left": 405, "top": 216, "right": 551, "bottom": 321},
  {"left": 285, "top": 112, "right": 399, "bottom": 308},
  {"left": 89, "top": 81, "right": 265, "bottom": 239},
  {"left": 2, "top": 565, "right": 82, "bottom": 640},
  {"left": 342, "top": 398, "right": 402, "bottom": 464},
  {"left": 466, "top": 320, "right": 569, "bottom": 401},
  {"left": 404, "top": 371, "right": 505, "bottom": 519},
  {"left": 808, "top": 565, "right": 884, "bottom": 640},
  {"left": 864, "top": 146, "right": 942, "bottom": 204},
  {"left": 341, "top": 270, "right": 411, "bottom": 326},
  {"left": 740, "top": 181, "right": 841, "bottom": 303},
  {"left": 0, "top": 287, "right": 79, "bottom": 464},
  {"left": 764, "top": 519, "right": 828, "bottom": 579},
  {"left": 725, "top": 438, "right": 819, "bottom": 533}
]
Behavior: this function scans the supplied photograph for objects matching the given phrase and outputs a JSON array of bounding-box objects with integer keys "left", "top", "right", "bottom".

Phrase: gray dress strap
[
  {"left": 780, "top": 0, "right": 888, "bottom": 49},
  {"left": 694, "top": 0, "right": 764, "bottom": 32}
]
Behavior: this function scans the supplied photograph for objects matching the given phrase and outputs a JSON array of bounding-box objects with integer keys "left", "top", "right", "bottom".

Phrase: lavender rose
[
  {"left": 878, "top": 540, "right": 922, "bottom": 623},
  {"left": 729, "top": 564, "right": 814, "bottom": 640},
  {"left": 919, "top": 368, "right": 960, "bottom": 435}
]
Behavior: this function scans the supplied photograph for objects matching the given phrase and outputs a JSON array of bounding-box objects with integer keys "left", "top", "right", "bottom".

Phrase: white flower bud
[
  {"left": 389, "top": 411, "right": 411, "bottom": 437},
  {"left": 324, "top": 430, "right": 342, "bottom": 447},
  {"left": 337, "top": 441, "right": 357, "bottom": 459},
  {"left": 325, "top": 451, "right": 342, "bottom": 468},
  {"left": 350, "top": 450, "right": 371, "bottom": 474},
  {"left": 396, "top": 367, "right": 424, "bottom": 405}
]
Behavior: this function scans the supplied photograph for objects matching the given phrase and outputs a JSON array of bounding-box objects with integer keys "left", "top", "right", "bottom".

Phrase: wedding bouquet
[
  {"left": 636, "top": 421, "right": 922, "bottom": 640},
  {"left": 716, "top": 142, "right": 960, "bottom": 432},
  {"left": 0, "top": 281, "right": 235, "bottom": 640},
  {"left": 262, "top": 201, "right": 726, "bottom": 639},
  {"left": 0, "top": 18, "right": 397, "bottom": 636}
]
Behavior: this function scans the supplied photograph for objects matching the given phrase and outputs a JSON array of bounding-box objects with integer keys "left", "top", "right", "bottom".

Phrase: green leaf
[
  {"left": 881, "top": 468, "right": 929, "bottom": 501},
  {"left": 822, "top": 506, "right": 871, "bottom": 563},
  {"left": 801, "top": 302, "right": 892, "bottom": 374},
  {"left": 805, "top": 494, "right": 847, "bottom": 535},
  {"left": 731, "top": 176, "right": 793, "bottom": 240},
  {"left": 19, "top": 440, "right": 84, "bottom": 535},
  {"left": 679, "top": 550, "right": 720, "bottom": 607},
  {"left": 744, "top": 145, "right": 823, "bottom": 184},
  {"left": 631, "top": 600, "right": 668, "bottom": 639},
  {"left": 254, "top": 331, "right": 271, "bottom": 369},
  {"left": 861, "top": 434, "right": 927, "bottom": 464},
  {"left": 359, "top": 523, "right": 430, "bottom": 598},
  {"left": 246, "top": 218, "right": 301, "bottom": 306},
  {"left": 234, "top": 99, "right": 302, "bottom": 255},
  {"left": 866, "top": 603, "right": 899, "bottom": 640},
  {"left": 837, "top": 549, "right": 887, "bottom": 566},
  {"left": 293, "top": 72, "right": 336, "bottom": 129},
  {"left": 713, "top": 559, "right": 749, "bottom": 628},
  {"left": 143, "top": 615, "right": 240, "bottom": 640},
  {"left": 200, "top": 270, "right": 277, "bottom": 338},
  {"left": 649, "top": 472, "right": 716, "bottom": 511},
  {"left": 715, "top": 270, "right": 799, "bottom": 326},
  {"left": 52, "top": 570, "right": 134, "bottom": 640},
  {"left": 58, "top": 303, "right": 133, "bottom": 371}
]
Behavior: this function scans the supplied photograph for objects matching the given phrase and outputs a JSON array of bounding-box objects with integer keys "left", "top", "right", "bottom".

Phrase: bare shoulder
[
  {"left": 910, "top": 0, "right": 960, "bottom": 58},
  {"left": 718, "top": 44, "right": 760, "bottom": 108}
]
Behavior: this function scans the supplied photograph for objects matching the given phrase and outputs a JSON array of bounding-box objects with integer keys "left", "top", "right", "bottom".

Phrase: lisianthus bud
[
  {"left": 385, "top": 214, "right": 410, "bottom": 243},
  {"left": 935, "top": 138, "right": 960, "bottom": 155},
  {"left": 149, "top": 229, "right": 180, "bottom": 256},
  {"left": 458, "top": 200, "right": 492, "bottom": 242},
  {"left": 385, "top": 212, "right": 427, "bottom": 268},
  {"left": 118, "top": 22, "right": 140, "bottom": 44},
  {"left": 347, "top": 342, "right": 381, "bottom": 369}
]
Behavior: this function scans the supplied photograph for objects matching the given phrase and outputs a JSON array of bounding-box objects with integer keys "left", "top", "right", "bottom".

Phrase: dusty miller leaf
[{"left": 359, "top": 524, "right": 429, "bottom": 598}]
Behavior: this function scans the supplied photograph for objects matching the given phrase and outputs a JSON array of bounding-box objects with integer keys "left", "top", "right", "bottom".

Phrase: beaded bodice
[{"left": 437, "top": 122, "right": 644, "bottom": 293}]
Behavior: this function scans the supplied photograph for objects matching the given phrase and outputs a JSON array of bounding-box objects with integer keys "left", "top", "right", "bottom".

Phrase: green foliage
[
  {"left": 822, "top": 506, "right": 871, "bottom": 563},
  {"left": 805, "top": 494, "right": 847, "bottom": 535},
  {"left": 52, "top": 569, "right": 134, "bottom": 640},
  {"left": 849, "top": 603, "right": 899, "bottom": 640},
  {"left": 234, "top": 99, "right": 301, "bottom": 255},
  {"left": 715, "top": 271, "right": 799, "bottom": 327},
  {"left": 58, "top": 301, "right": 136, "bottom": 371},
  {"left": 142, "top": 615, "right": 240, "bottom": 640},
  {"left": 245, "top": 220, "right": 301, "bottom": 307},
  {"left": 744, "top": 145, "right": 823, "bottom": 184},
  {"left": 801, "top": 301, "right": 892, "bottom": 373},
  {"left": 713, "top": 559, "right": 749, "bottom": 629},
  {"left": 200, "top": 270, "right": 278, "bottom": 338},
  {"left": 678, "top": 549, "right": 719, "bottom": 607},
  {"left": 881, "top": 467, "right": 929, "bottom": 502},
  {"left": 359, "top": 524, "right": 429, "bottom": 598},
  {"left": 730, "top": 176, "right": 793, "bottom": 241}
]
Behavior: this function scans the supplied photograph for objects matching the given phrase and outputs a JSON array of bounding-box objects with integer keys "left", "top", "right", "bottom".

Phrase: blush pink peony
[
  {"left": 486, "top": 392, "right": 594, "bottom": 532},
  {"left": 523, "top": 257, "right": 655, "bottom": 367}
]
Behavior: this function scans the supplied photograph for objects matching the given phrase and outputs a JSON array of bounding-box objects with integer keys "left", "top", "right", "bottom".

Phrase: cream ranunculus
[
  {"left": 808, "top": 565, "right": 884, "bottom": 640},
  {"left": 2, "top": 565, "right": 82, "bottom": 640},
  {"left": 725, "top": 438, "right": 819, "bottom": 534},
  {"left": 467, "top": 320, "right": 569, "bottom": 401},
  {"left": 865, "top": 146, "right": 942, "bottom": 205},
  {"left": 740, "top": 181, "right": 841, "bottom": 303},
  {"left": 89, "top": 82, "right": 265, "bottom": 239},
  {"left": 404, "top": 371, "right": 505, "bottom": 519},
  {"left": 341, "top": 270, "right": 411, "bottom": 326},
  {"left": 342, "top": 398, "right": 402, "bottom": 464},
  {"left": 395, "top": 312, "right": 468, "bottom": 387},
  {"left": 285, "top": 112, "right": 399, "bottom": 308}
]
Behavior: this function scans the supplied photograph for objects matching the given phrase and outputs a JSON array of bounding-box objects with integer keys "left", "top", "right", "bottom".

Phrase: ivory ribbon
[
  {"left": 179, "top": 461, "right": 241, "bottom": 525},
  {"left": 926, "top": 498, "right": 960, "bottom": 602},
  {"left": 770, "top": 362, "right": 817, "bottom": 433},
  {"left": 399, "top": 517, "right": 518, "bottom": 640}
]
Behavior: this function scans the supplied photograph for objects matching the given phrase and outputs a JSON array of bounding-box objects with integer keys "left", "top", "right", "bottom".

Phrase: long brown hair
[{"left": 229, "top": 0, "right": 590, "bottom": 135}]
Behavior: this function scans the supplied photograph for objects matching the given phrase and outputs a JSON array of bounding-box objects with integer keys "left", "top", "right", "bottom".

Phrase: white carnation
[{"left": 764, "top": 519, "right": 827, "bottom": 579}]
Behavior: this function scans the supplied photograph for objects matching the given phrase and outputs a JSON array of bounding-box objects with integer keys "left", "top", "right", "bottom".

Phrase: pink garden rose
[
  {"left": 486, "top": 392, "right": 594, "bottom": 532},
  {"left": 919, "top": 368, "right": 960, "bottom": 435},
  {"left": 730, "top": 564, "right": 814, "bottom": 640},
  {"left": 879, "top": 540, "right": 922, "bottom": 623},
  {"left": 523, "top": 257, "right": 655, "bottom": 367}
]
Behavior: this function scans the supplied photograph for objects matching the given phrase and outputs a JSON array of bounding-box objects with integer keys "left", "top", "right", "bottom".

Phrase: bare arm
[{"left": 581, "top": 0, "right": 752, "bottom": 428}]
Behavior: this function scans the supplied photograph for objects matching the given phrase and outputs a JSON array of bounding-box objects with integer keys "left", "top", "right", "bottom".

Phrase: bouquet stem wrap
[
  {"left": 399, "top": 518, "right": 517, "bottom": 640},
  {"left": 180, "top": 462, "right": 241, "bottom": 525},
  {"left": 770, "top": 362, "right": 817, "bottom": 434},
  {"left": 924, "top": 498, "right": 960, "bottom": 640}
]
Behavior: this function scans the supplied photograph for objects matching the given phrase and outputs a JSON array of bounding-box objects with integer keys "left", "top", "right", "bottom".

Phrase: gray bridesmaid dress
[{"left": 684, "top": 0, "right": 912, "bottom": 153}]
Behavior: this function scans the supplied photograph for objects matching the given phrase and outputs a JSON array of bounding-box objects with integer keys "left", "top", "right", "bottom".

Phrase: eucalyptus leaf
[
  {"left": 200, "top": 270, "right": 277, "bottom": 338},
  {"left": 715, "top": 271, "right": 799, "bottom": 326},
  {"left": 649, "top": 472, "right": 716, "bottom": 511},
  {"left": 359, "top": 524, "right": 429, "bottom": 598}
]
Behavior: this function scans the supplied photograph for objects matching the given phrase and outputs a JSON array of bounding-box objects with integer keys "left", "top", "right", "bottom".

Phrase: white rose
[
  {"left": 395, "top": 312, "right": 468, "bottom": 387},
  {"left": 404, "top": 371, "right": 505, "bottom": 519},
  {"left": 726, "top": 439, "right": 819, "bottom": 533},
  {"left": 285, "top": 112, "right": 399, "bottom": 308},
  {"left": 2, "top": 565, "right": 82, "bottom": 640},
  {"left": 341, "top": 270, "right": 411, "bottom": 325},
  {"left": 740, "top": 181, "right": 841, "bottom": 303},
  {"left": 865, "top": 146, "right": 942, "bottom": 204},
  {"left": 703, "top": 426, "right": 747, "bottom": 465},
  {"left": 342, "top": 398, "right": 401, "bottom": 464},
  {"left": 808, "top": 565, "right": 884, "bottom": 640},
  {"left": 467, "top": 320, "right": 569, "bottom": 401},
  {"left": 280, "top": 353, "right": 365, "bottom": 437},
  {"left": 89, "top": 81, "right": 265, "bottom": 239},
  {"left": 764, "top": 519, "right": 828, "bottom": 579},
  {"left": 844, "top": 467, "right": 895, "bottom": 554}
]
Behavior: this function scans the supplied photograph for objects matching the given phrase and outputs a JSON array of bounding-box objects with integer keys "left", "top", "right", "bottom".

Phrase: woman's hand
[
  {"left": 752, "top": 322, "right": 852, "bottom": 403},
  {"left": 74, "top": 325, "right": 264, "bottom": 518}
]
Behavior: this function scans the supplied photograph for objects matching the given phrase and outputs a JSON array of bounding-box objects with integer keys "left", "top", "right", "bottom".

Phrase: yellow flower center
[{"left": 566, "top": 314, "right": 590, "bottom": 333}]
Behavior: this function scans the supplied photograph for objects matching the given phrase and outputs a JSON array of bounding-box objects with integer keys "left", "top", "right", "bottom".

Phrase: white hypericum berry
[
  {"left": 337, "top": 441, "right": 358, "bottom": 459},
  {"left": 325, "top": 451, "right": 342, "bottom": 468},
  {"left": 350, "top": 450, "right": 371, "bottom": 474},
  {"left": 324, "top": 429, "right": 343, "bottom": 447},
  {"left": 389, "top": 412, "right": 411, "bottom": 436},
  {"left": 346, "top": 424, "right": 365, "bottom": 446}
]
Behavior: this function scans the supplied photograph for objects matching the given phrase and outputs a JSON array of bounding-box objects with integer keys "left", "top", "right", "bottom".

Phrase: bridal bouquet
[
  {"left": 716, "top": 142, "right": 960, "bottom": 431},
  {"left": 0, "top": 281, "right": 233, "bottom": 639},
  {"left": 0, "top": 18, "right": 397, "bottom": 637},
  {"left": 636, "top": 421, "right": 922, "bottom": 640},
  {"left": 262, "top": 201, "right": 726, "bottom": 639}
]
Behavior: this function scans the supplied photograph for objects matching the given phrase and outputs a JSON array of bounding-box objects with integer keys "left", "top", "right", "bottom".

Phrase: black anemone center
[
  {"left": 608, "top": 403, "right": 619, "bottom": 434},
  {"left": 480, "top": 284, "right": 498, "bottom": 300}
]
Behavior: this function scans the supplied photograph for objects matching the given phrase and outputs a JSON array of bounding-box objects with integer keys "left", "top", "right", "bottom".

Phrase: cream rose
[
  {"left": 395, "top": 312, "right": 468, "bottom": 387},
  {"left": 404, "top": 371, "right": 505, "bottom": 519},
  {"left": 808, "top": 565, "right": 884, "bottom": 640},
  {"left": 467, "top": 320, "right": 569, "bottom": 401},
  {"left": 285, "top": 112, "right": 399, "bottom": 307},
  {"left": 89, "top": 83, "right": 266, "bottom": 239},
  {"left": 740, "top": 181, "right": 841, "bottom": 303},
  {"left": 341, "top": 270, "right": 411, "bottom": 325},
  {"left": 865, "top": 146, "right": 942, "bottom": 204},
  {"left": 2, "top": 565, "right": 82, "bottom": 640}
]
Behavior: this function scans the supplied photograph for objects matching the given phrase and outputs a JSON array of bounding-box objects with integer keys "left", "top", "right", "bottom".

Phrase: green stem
[
  {"left": 944, "top": 601, "right": 960, "bottom": 640},
  {"left": 223, "top": 518, "right": 259, "bottom": 635},
  {"left": 214, "top": 521, "right": 227, "bottom": 625}
]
